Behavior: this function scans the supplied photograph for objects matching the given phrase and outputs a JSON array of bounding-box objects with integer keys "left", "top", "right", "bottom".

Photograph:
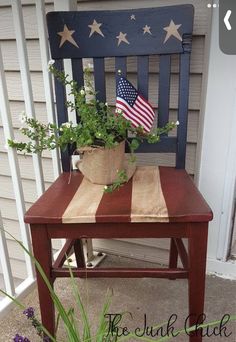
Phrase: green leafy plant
[
  {"left": 104, "top": 170, "right": 128, "bottom": 193},
  {"left": 8, "top": 61, "right": 178, "bottom": 191},
  {"left": 8, "top": 61, "right": 178, "bottom": 156},
  {"left": 0, "top": 230, "right": 116, "bottom": 342}
]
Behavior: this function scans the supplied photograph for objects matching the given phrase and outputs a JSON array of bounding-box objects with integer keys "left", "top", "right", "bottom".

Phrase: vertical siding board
[
  {"left": 11, "top": 0, "right": 45, "bottom": 196},
  {"left": 35, "top": 0, "right": 61, "bottom": 179}
]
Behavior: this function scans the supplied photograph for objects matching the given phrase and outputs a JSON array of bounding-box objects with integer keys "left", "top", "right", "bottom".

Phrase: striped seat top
[{"left": 24, "top": 166, "right": 213, "bottom": 224}]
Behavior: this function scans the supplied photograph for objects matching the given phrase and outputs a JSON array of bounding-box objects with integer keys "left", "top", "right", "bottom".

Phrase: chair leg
[
  {"left": 74, "top": 239, "right": 85, "bottom": 268},
  {"left": 30, "top": 224, "right": 55, "bottom": 340},
  {"left": 188, "top": 223, "right": 208, "bottom": 342},
  {"left": 169, "top": 238, "right": 178, "bottom": 279}
]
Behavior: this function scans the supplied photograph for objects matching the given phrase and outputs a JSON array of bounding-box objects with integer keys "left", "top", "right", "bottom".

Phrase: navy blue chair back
[{"left": 47, "top": 5, "right": 194, "bottom": 172}]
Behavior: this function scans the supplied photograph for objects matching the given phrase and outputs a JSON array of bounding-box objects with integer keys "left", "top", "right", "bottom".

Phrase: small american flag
[{"left": 116, "top": 77, "right": 155, "bottom": 132}]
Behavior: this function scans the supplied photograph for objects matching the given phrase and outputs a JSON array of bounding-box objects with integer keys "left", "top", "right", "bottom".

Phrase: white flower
[
  {"left": 116, "top": 108, "right": 122, "bottom": 114},
  {"left": 80, "top": 89, "right": 85, "bottom": 96},
  {"left": 175, "top": 120, "right": 180, "bottom": 126},
  {"left": 105, "top": 102, "right": 108, "bottom": 107},
  {"left": 50, "top": 142, "right": 56, "bottom": 148},
  {"left": 19, "top": 111, "right": 26, "bottom": 123},
  {"left": 48, "top": 59, "right": 55, "bottom": 66},
  {"left": 104, "top": 185, "right": 108, "bottom": 190},
  {"left": 61, "top": 122, "right": 71, "bottom": 128}
]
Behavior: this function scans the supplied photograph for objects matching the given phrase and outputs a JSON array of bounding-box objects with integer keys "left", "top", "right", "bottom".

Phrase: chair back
[{"left": 47, "top": 5, "right": 194, "bottom": 171}]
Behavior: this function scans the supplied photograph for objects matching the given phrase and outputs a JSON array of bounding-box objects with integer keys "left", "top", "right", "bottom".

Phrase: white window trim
[{"left": 196, "top": 1, "right": 236, "bottom": 278}]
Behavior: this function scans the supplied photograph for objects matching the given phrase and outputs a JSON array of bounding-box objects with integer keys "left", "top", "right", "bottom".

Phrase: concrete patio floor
[{"left": 0, "top": 255, "right": 235, "bottom": 341}]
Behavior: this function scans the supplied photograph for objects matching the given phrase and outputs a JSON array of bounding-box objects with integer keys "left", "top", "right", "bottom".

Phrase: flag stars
[
  {"left": 130, "top": 14, "right": 136, "bottom": 20},
  {"left": 57, "top": 24, "right": 79, "bottom": 48},
  {"left": 163, "top": 19, "right": 182, "bottom": 44},
  {"left": 116, "top": 32, "right": 130, "bottom": 46},
  {"left": 88, "top": 19, "right": 105, "bottom": 38},
  {"left": 143, "top": 25, "right": 152, "bottom": 35}
]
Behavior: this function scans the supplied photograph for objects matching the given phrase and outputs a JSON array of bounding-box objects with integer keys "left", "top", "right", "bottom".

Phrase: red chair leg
[
  {"left": 30, "top": 224, "right": 55, "bottom": 339},
  {"left": 169, "top": 238, "right": 178, "bottom": 279},
  {"left": 188, "top": 223, "right": 208, "bottom": 342}
]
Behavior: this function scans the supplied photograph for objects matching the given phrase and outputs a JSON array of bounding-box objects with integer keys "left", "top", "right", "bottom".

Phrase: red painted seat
[{"left": 25, "top": 167, "right": 212, "bottom": 225}]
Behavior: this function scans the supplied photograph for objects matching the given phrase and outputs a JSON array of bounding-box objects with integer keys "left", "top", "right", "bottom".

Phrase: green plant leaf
[{"left": 2, "top": 229, "right": 79, "bottom": 342}]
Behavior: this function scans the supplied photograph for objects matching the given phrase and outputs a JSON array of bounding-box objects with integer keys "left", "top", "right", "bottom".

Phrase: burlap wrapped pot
[{"left": 76, "top": 141, "right": 136, "bottom": 185}]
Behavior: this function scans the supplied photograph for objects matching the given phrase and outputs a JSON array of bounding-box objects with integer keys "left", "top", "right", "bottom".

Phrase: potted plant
[{"left": 8, "top": 62, "right": 178, "bottom": 192}]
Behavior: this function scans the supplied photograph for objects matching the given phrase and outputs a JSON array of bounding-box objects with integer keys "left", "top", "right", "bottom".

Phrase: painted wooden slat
[
  {"left": 93, "top": 58, "right": 106, "bottom": 103},
  {"left": 137, "top": 56, "right": 149, "bottom": 99},
  {"left": 115, "top": 57, "right": 127, "bottom": 88},
  {"left": 133, "top": 137, "right": 177, "bottom": 153},
  {"left": 0, "top": 210, "right": 15, "bottom": 296},
  {"left": 158, "top": 55, "right": 171, "bottom": 128},
  {"left": 71, "top": 58, "right": 84, "bottom": 89},
  {"left": 0, "top": 46, "right": 34, "bottom": 279},
  {"left": 54, "top": 59, "right": 71, "bottom": 172},
  {"left": 176, "top": 53, "right": 191, "bottom": 169},
  {"left": 35, "top": 0, "right": 61, "bottom": 179},
  {"left": 71, "top": 58, "right": 84, "bottom": 123},
  {"left": 76, "top": 0, "right": 208, "bottom": 37},
  {"left": 47, "top": 5, "right": 194, "bottom": 58},
  {"left": 11, "top": 0, "right": 45, "bottom": 196}
]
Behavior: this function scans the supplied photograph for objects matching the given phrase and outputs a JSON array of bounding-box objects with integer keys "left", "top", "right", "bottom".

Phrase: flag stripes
[{"left": 116, "top": 77, "right": 155, "bottom": 132}]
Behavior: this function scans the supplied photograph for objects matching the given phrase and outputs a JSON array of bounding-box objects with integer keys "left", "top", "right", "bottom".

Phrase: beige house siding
[{"left": 0, "top": 0, "right": 211, "bottom": 279}]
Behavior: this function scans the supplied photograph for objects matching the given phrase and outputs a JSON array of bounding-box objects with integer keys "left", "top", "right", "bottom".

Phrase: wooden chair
[{"left": 24, "top": 5, "right": 213, "bottom": 341}]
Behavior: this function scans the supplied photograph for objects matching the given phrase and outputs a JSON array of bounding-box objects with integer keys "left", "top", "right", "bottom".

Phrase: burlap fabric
[{"left": 76, "top": 141, "right": 136, "bottom": 185}]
